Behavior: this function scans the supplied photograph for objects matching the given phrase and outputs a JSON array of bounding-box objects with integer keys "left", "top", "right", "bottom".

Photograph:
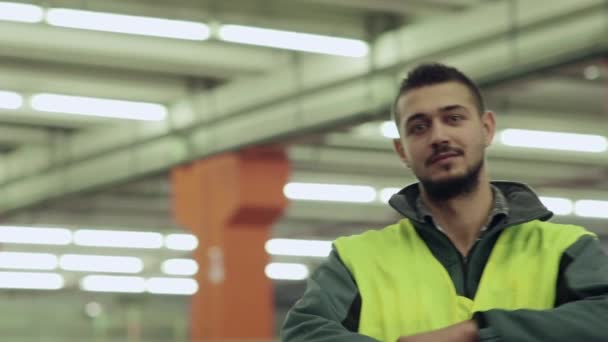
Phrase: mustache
[{"left": 426, "top": 145, "right": 464, "bottom": 166}]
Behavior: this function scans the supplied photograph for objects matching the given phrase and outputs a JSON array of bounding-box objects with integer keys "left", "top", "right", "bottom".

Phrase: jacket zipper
[
  {"left": 461, "top": 240, "right": 480, "bottom": 298},
  {"left": 461, "top": 254, "right": 469, "bottom": 297}
]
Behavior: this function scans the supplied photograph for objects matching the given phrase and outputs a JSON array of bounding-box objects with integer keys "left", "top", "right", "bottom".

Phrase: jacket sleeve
[
  {"left": 475, "top": 235, "right": 608, "bottom": 341},
  {"left": 280, "top": 248, "right": 379, "bottom": 342}
]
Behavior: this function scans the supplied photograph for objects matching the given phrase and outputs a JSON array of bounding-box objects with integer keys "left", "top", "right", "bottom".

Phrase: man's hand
[{"left": 396, "top": 320, "right": 479, "bottom": 342}]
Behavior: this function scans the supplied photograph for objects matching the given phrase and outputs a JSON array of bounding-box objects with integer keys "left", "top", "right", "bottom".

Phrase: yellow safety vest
[{"left": 334, "top": 219, "right": 593, "bottom": 342}]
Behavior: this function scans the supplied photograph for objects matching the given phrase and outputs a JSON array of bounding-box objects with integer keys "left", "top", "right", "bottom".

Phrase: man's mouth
[{"left": 428, "top": 152, "right": 461, "bottom": 165}]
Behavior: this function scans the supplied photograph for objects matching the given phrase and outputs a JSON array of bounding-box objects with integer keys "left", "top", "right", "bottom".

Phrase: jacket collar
[{"left": 388, "top": 181, "right": 553, "bottom": 225}]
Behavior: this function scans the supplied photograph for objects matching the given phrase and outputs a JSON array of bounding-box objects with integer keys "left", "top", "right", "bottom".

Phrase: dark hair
[{"left": 391, "top": 63, "right": 485, "bottom": 133}]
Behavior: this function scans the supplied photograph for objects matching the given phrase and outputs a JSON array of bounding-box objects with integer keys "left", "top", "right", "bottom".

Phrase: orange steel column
[{"left": 171, "top": 145, "right": 290, "bottom": 341}]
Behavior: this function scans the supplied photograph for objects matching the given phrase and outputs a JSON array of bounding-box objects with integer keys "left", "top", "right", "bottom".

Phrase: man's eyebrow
[
  {"left": 404, "top": 113, "right": 428, "bottom": 126},
  {"left": 404, "top": 105, "right": 468, "bottom": 126},
  {"left": 439, "top": 105, "right": 467, "bottom": 112}
]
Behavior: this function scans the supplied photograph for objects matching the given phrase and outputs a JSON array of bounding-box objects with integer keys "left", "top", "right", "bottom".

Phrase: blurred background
[{"left": 0, "top": 0, "right": 607, "bottom": 341}]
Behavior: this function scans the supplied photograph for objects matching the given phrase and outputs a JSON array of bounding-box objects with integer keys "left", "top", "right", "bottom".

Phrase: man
[{"left": 281, "top": 63, "right": 608, "bottom": 341}]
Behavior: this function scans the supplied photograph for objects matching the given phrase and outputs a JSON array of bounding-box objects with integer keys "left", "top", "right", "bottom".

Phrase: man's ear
[
  {"left": 393, "top": 139, "right": 410, "bottom": 168},
  {"left": 481, "top": 110, "right": 496, "bottom": 147}
]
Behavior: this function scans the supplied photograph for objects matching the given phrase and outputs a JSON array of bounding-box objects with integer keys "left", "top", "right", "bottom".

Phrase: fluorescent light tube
[
  {"left": 379, "top": 187, "right": 401, "bottom": 204},
  {"left": 46, "top": 9, "right": 210, "bottom": 41},
  {"left": 539, "top": 196, "right": 573, "bottom": 216},
  {"left": 265, "top": 239, "right": 332, "bottom": 257},
  {"left": 265, "top": 262, "right": 309, "bottom": 281},
  {"left": 73, "top": 229, "right": 163, "bottom": 249},
  {"left": 0, "top": 90, "right": 23, "bottom": 109},
  {"left": 30, "top": 93, "right": 167, "bottom": 121},
  {"left": 218, "top": 24, "right": 368, "bottom": 57},
  {"left": 380, "top": 121, "right": 399, "bottom": 139},
  {"left": 0, "top": 2, "right": 44, "bottom": 23},
  {"left": 500, "top": 129, "right": 608, "bottom": 153},
  {"left": 0, "top": 271, "right": 63, "bottom": 290},
  {"left": 284, "top": 182, "right": 377, "bottom": 203},
  {"left": 60, "top": 254, "right": 143, "bottom": 273},
  {"left": 161, "top": 259, "right": 198, "bottom": 276},
  {"left": 80, "top": 275, "right": 146, "bottom": 293},
  {"left": 0, "top": 226, "right": 72, "bottom": 245},
  {"left": 575, "top": 200, "right": 608, "bottom": 219},
  {"left": 165, "top": 234, "right": 198, "bottom": 251},
  {"left": 146, "top": 277, "right": 198, "bottom": 295},
  {"left": 0, "top": 252, "right": 58, "bottom": 270}
]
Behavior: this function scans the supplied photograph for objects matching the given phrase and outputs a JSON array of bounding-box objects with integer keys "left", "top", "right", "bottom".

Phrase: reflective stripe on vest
[{"left": 334, "top": 219, "right": 593, "bottom": 342}]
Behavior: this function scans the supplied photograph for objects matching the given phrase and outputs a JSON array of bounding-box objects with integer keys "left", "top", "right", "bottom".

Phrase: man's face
[{"left": 393, "top": 82, "right": 495, "bottom": 197}]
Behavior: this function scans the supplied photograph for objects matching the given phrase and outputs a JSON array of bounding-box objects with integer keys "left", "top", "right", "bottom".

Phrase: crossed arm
[{"left": 281, "top": 237, "right": 608, "bottom": 342}]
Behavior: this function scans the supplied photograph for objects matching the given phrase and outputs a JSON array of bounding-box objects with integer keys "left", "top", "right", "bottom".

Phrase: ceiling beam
[
  {"left": 0, "top": 126, "right": 55, "bottom": 146},
  {"left": 0, "top": 59, "right": 187, "bottom": 102},
  {"left": 0, "top": 21, "right": 288, "bottom": 78},
  {"left": 301, "top": 0, "right": 464, "bottom": 15}
]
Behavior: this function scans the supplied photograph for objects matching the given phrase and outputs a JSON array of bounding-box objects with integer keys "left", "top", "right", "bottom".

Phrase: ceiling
[{"left": 0, "top": 0, "right": 607, "bottom": 340}]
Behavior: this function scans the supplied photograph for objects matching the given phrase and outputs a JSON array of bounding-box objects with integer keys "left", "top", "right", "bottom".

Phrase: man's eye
[
  {"left": 449, "top": 114, "right": 463, "bottom": 122},
  {"left": 409, "top": 123, "right": 428, "bottom": 134}
]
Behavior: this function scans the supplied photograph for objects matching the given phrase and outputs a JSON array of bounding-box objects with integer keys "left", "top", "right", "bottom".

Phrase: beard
[{"left": 418, "top": 156, "right": 484, "bottom": 202}]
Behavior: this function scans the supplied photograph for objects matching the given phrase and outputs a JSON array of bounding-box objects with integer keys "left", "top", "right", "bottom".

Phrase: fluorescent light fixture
[
  {"left": 265, "top": 262, "right": 309, "bottom": 281},
  {"left": 0, "top": 271, "right": 63, "bottom": 290},
  {"left": 0, "top": 226, "right": 72, "bottom": 245},
  {"left": 265, "top": 239, "right": 332, "bottom": 257},
  {"left": 284, "top": 182, "right": 377, "bottom": 203},
  {"left": 379, "top": 187, "right": 401, "bottom": 204},
  {"left": 31, "top": 94, "right": 167, "bottom": 121},
  {"left": 218, "top": 24, "right": 368, "bottom": 57},
  {"left": 0, "top": 90, "right": 23, "bottom": 110},
  {"left": 500, "top": 129, "right": 608, "bottom": 153},
  {"left": 60, "top": 254, "right": 143, "bottom": 273},
  {"left": 80, "top": 275, "right": 146, "bottom": 293},
  {"left": 73, "top": 229, "right": 163, "bottom": 249},
  {"left": 0, "top": 2, "right": 44, "bottom": 23},
  {"left": 165, "top": 234, "right": 198, "bottom": 251},
  {"left": 46, "top": 9, "right": 210, "bottom": 41},
  {"left": 575, "top": 200, "right": 608, "bottom": 219},
  {"left": 161, "top": 259, "right": 198, "bottom": 276},
  {"left": 381, "top": 121, "right": 399, "bottom": 139},
  {"left": 539, "top": 196, "right": 573, "bottom": 216},
  {"left": 146, "top": 277, "right": 198, "bottom": 295},
  {"left": 0, "top": 252, "right": 58, "bottom": 270}
]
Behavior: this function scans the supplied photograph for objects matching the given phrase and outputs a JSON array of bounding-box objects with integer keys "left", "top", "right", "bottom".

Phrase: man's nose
[{"left": 429, "top": 122, "right": 449, "bottom": 147}]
